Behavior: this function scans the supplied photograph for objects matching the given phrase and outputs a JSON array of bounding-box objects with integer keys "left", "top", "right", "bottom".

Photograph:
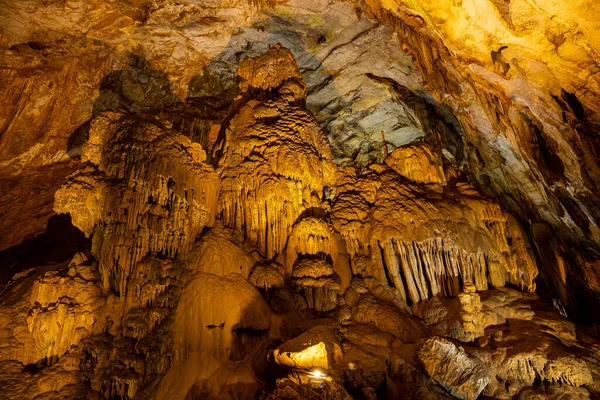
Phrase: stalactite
[
  {"left": 55, "top": 112, "right": 219, "bottom": 294},
  {"left": 332, "top": 167, "right": 538, "bottom": 303},
  {"left": 292, "top": 259, "right": 341, "bottom": 312},
  {"left": 379, "top": 237, "right": 499, "bottom": 303},
  {"left": 216, "top": 45, "right": 335, "bottom": 259}
]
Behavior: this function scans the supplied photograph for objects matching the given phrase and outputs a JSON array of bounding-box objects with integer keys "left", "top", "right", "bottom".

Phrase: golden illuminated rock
[
  {"left": 385, "top": 143, "right": 446, "bottom": 185},
  {"left": 216, "top": 44, "right": 336, "bottom": 259},
  {"left": 0, "top": 259, "right": 104, "bottom": 366},
  {"left": 455, "top": 283, "right": 485, "bottom": 342},
  {"left": 55, "top": 112, "right": 219, "bottom": 294},
  {"left": 248, "top": 261, "right": 285, "bottom": 291},
  {"left": 171, "top": 272, "right": 271, "bottom": 362},
  {"left": 292, "top": 258, "right": 341, "bottom": 312},
  {"left": 282, "top": 217, "right": 352, "bottom": 294},
  {"left": 419, "top": 336, "right": 491, "bottom": 400},
  {"left": 270, "top": 325, "right": 343, "bottom": 370},
  {"left": 332, "top": 166, "right": 538, "bottom": 304},
  {"left": 0, "top": 11, "right": 599, "bottom": 399},
  {"left": 187, "top": 223, "right": 259, "bottom": 279},
  {"left": 352, "top": 293, "right": 429, "bottom": 342},
  {"left": 358, "top": 0, "right": 600, "bottom": 317}
]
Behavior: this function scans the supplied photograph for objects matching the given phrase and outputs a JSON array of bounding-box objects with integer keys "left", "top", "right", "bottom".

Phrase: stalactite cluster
[
  {"left": 216, "top": 45, "right": 336, "bottom": 259},
  {"left": 0, "top": 1, "right": 599, "bottom": 394},
  {"left": 55, "top": 112, "right": 219, "bottom": 294}
]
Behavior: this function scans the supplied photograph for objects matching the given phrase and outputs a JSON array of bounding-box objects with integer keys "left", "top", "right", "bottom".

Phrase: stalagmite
[
  {"left": 0, "top": 5, "right": 599, "bottom": 396},
  {"left": 454, "top": 283, "right": 485, "bottom": 343},
  {"left": 172, "top": 272, "right": 271, "bottom": 362}
]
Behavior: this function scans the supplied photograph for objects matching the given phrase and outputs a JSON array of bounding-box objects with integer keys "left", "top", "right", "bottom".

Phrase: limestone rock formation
[
  {"left": 270, "top": 325, "right": 343, "bottom": 370},
  {"left": 385, "top": 143, "right": 446, "bottom": 185},
  {"left": 0, "top": 258, "right": 104, "bottom": 367},
  {"left": 172, "top": 272, "right": 271, "bottom": 362},
  {"left": 418, "top": 336, "right": 491, "bottom": 400},
  {"left": 282, "top": 217, "right": 352, "bottom": 292},
  {"left": 248, "top": 261, "right": 285, "bottom": 292},
  {"left": 332, "top": 166, "right": 538, "bottom": 304},
  {"left": 1, "top": 4, "right": 600, "bottom": 399},
  {"left": 55, "top": 112, "right": 219, "bottom": 294},
  {"left": 187, "top": 224, "right": 260, "bottom": 279},
  {"left": 215, "top": 44, "right": 336, "bottom": 259},
  {"left": 455, "top": 283, "right": 486, "bottom": 343},
  {"left": 357, "top": 0, "right": 600, "bottom": 321}
]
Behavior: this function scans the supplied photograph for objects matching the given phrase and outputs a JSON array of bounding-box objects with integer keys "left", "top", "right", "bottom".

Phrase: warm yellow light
[{"left": 308, "top": 369, "right": 326, "bottom": 379}]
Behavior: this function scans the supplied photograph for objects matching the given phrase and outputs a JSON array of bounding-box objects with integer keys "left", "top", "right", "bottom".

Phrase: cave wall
[
  {"left": 1, "top": 0, "right": 600, "bottom": 398},
  {"left": 356, "top": 0, "right": 600, "bottom": 321},
  {"left": 0, "top": 1, "right": 600, "bottom": 399},
  {"left": 2, "top": 1, "right": 599, "bottom": 321}
]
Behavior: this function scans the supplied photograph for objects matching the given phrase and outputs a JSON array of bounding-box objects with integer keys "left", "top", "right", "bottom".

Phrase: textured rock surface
[
  {"left": 270, "top": 325, "right": 343, "bottom": 370},
  {"left": 2, "top": 0, "right": 597, "bottom": 324},
  {"left": 357, "top": 0, "right": 600, "bottom": 321},
  {"left": 385, "top": 143, "right": 446, "bottom": 185},
  {"left": 1, "top": 5, "right": 600, "bottom": 398},
  {"left": 455, "top": 283, "right": 486, "bottom": 342},
  {"left": 419, "top": 336, "right": 491, "bottom": 399},
  {"left": 215, "top": 44, "right": 336, "bottom": 259},
  {"left": 55, "top": 112, "right": 219, "bottom": 293},
  {"left": 331, "top": 165, "right": 538, "bottom": 304}
]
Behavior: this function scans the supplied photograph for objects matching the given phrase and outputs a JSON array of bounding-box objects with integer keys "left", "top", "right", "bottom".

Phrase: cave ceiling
[{"left": 0, "top": 0, "right": 600, "bottom": 399}]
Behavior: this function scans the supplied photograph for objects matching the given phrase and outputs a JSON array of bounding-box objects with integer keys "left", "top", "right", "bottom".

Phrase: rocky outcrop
[
  {"left": 352, "top": 293, "right": 429, "bottom": 342},
  {"left": 332, "top": 166, "right": 538, "bottom": 304},
  {"left": 418, "top": 336, "right": 491, "bottom": 400},
  {"left": 55, "top": 112, "right": 219, "bottom": 294},
  {"left": 215, "top": 44, "right": 336, "bottom": 259},
  {"left": 270, "top": 325, "right": 343, "bottom": 370},
  {"left": 411, "top": 286, "right": 600, "bottom": 398}
]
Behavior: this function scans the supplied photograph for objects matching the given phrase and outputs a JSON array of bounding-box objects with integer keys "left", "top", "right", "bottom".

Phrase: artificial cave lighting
[
  {"left": 308, "top": 369, "right": 326, "bottom": 380},
  {"left": 0, "top": 0, "right": 600, "bottom": 399}
]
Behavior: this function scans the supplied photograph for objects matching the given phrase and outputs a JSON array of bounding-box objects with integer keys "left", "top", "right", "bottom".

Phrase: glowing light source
[{"left": 308, "top": 369, "right": 326, "bottom": 380}]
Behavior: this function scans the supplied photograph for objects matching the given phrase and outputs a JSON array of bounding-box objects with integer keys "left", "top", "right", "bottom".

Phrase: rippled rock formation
[
  {"left": 331, "top": 166, "right": 538, "bottom": 303},
  {"left": 1, "top": 2, "right": 600, "bottom": 398},
  {"left": 55, "top": 112, "right": 219, "bottom": 294},
  {"left": 215, "top": 44, "right": 335, "bottom": 259}
]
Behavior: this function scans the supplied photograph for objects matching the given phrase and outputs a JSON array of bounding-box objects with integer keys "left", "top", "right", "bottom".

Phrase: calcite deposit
[
  {"left": 1, "top": 1, "right": 600, "bottom": 399},
  {"left": 55, "top": 112, "right": 219, "bottom": 294},
  {"left": 215, "top": 44, "right": 336, "bottom": 259}
]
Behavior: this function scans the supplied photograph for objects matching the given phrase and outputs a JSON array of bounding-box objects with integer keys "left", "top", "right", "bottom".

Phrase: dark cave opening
[{"left": 0, "top": 213, "right": 89, "bottom": 285}]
